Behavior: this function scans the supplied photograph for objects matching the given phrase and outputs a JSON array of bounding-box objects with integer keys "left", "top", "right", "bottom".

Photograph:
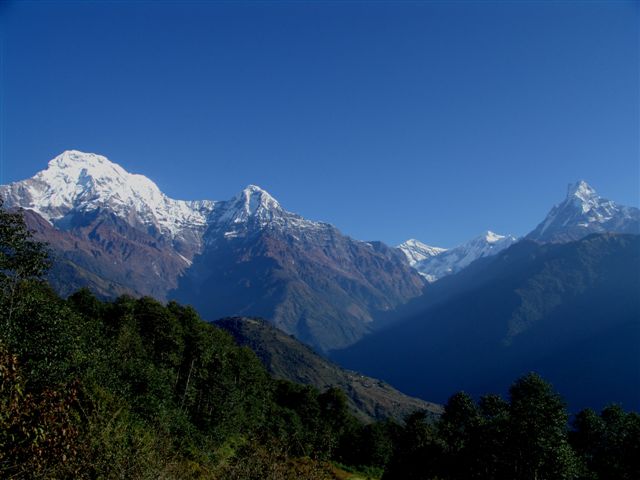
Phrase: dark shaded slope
[
  {"left": 216, "top": 317, "right": 442, "bottom": 422},
  {"left": 333, "top": 234, "right": 640, "bottom": 412}
]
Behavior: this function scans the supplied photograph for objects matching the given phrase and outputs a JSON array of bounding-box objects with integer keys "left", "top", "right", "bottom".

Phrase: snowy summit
[
  {"left": 527, "top": 180, "right": 640, "bottom": 242},
  {"left": 401, "top": 231, "right": 518, "bottom": 282},
  {"left": 0, "top": 150, "right": 327, "bottom": 244},
  {"left": 398, "top": 239, "right": 447, "bottom": 266},
  {"left": 0, "top": 150, "right": 215, "bottom": 239}
]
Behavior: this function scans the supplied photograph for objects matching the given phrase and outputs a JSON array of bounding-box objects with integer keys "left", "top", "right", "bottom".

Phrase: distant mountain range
[
  {"left": 216, "top": 317, "right": 442, "bottom": 422},
  {"left": 399, "top": 231, "right": 518, "bottom": 282},
  {"left": 333, "top": 233, "right": 640, "bottom": 411},
  {"left": 0, "top": 151, "right": 423, "bottom": 351},
  {"left": 397, "top": 180, "right": 639, "bottom": 282},
  {"left": 2, "top": 150, "right": 639, "bottom": 412}
]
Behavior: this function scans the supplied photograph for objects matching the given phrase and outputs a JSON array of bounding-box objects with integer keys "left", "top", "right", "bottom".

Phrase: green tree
[
  {"left": 571, "top": 405, "right": 640, "bottom": 480},
  {"left": 439, "top": 391, "right": 480, "bottom": 478},
  {"left": 318, "top": 386, "right": 353, "bottom": 457},
  {"left": 0, "top": 201, "right": 80, "bottom": 387},
  {"left": 0, "top": 200, "right": 50, "bottom": 283},
  {"left": 475, "top": 394, "right": 510, "bottom": 479},
  {"left": 382, "top": 411, "right": 444, "bottom": 480},
  {"left": 0, "top": 200, "right": 50, "bottom": 344},
  {"left": 507, "top": 373, "right": 579, "bottom": 480}
]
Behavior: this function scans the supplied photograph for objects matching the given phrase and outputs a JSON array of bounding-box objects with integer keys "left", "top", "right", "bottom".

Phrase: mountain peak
[
  {"left": 566, "top": 180, "right": 598, "bottom": 207},
  {"left": 243, "top": 184, "right": 268, "bottom": 194},
  {"left": 465, "top": 231, "right": 515, "bottom": 247},
  {"left": 402, "top": 238, "right": 425, "bottom": 248},
  {"left": 40, "top": 150, "right": 140, "bottom": 196},
  {"left": 482, "top": 230, "right": 505, "bottom": 243},
  {"left": 1, "top": 151, "right": 214, "bottom": 238},
  {"left": 234, "top": 184, "right": 281, "bottom": 215},
  {"left": 398, "top": 239, "right": 447, "bottom": 267},
  {"left": 48, "top": 149, "right": 116, "bottom": 168},
  {"left": 207, "top": 184, "right": 288, "bottom": 237},
  {"left": 405, "top": 231, "right": 517, "bottom": 282},
  {"left": 527, "top": 180, "right": 640, "bottom": 242}
]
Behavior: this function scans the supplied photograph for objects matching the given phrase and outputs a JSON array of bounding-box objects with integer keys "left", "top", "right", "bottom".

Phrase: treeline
[
  {"left": 0, "top": 202, "right": 638, "bottom": 479},
  {"left": 384, "top": 380, "right": 639, "bottom": 480}
]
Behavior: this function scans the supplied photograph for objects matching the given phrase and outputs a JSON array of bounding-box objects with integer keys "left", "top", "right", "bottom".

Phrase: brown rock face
[
  {"left": 23, "top": 209, "right": 191, "bottom": 299},
  {"left": 172, "top": 221, "right": 425, "bottom": 352},
  {"left": 20, "top": 203, "right": 425, "bottom": 351}
]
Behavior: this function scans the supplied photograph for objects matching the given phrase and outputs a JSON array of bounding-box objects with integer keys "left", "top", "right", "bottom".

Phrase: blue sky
[{"left": 0, "top": 0, "right": 638, "bottom": 247}]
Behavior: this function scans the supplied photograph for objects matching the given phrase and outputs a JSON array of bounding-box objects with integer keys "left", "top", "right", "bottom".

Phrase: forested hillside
[
  {"left": 216, "top": 317, "right": 441, "bottom": 422},
  {"left": 1, "top": 202, "right": 638, "bottom": 479}
]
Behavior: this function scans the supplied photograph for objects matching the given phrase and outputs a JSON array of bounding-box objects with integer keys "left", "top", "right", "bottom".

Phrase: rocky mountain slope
[{"left": 172, "top": 186, "right": 425, "bottom": 350}]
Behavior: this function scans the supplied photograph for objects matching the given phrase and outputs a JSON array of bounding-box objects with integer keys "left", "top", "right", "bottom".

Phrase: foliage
[
  {"left": 0, "top": 199, "right": 50, "bottom": 284},
  {"left": 0, "top": 343, "right": 81, "bottom": 478},
  {"left": 571, "top": 405, "right": 640, "bottom": 480},
  {"left": 507, "top": 373, "right": 579, "bottom": 479}
]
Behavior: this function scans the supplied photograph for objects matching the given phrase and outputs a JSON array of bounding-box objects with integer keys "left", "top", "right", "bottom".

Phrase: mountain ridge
[
  {"left": 0, "top": 150, "right": 425, "bottom": 351},
  {"left": 2, "top": 152, "right": 639, "bottom": 352},
  {"left": 399, "top": 231, "right": 518, "bottom": 282}
]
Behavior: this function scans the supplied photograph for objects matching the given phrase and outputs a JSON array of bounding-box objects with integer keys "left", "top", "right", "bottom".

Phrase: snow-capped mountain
[
  {"left": 204, "top": 184, "right": 328, "bottom": 241},
  {"left": 0, "top": 150, "right": 215, "bottom": 245},
  {"left": 398, "top": 239, "right": 447, "bottom": 266},
  {"left": 176, "top": 189, "right": 424, "bottom": 350},
  {"left": 527, "top": 180, "right": 640, "bottom": 243},
  {"left": 402, "top": 231, "right": 518, "bottom": 282},
  {"left": 0, "top": 150, "right": 425, "bottom": 351}
]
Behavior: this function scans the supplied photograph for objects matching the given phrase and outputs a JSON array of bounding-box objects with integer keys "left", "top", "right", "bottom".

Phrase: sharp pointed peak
[
  {"left": 235, "top": 184, "right": 278, "bottom": 202},
  {"left": 566, "top": 180, "right": 598, "bottom": 201},
  {"left": 226, "top": 184, "right": 282, "bottom": 217}
]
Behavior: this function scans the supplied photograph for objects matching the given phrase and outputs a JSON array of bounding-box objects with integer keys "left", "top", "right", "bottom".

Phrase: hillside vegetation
[{"left": 216, "top": 317, "right": 441, "bottom": 422}]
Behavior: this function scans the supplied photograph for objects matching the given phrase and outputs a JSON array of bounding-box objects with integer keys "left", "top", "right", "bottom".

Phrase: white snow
[
  {"left": 0, "top": 150, "right": 215, "bottom": 239},
  {"left": 0, "top": 150, "right": 337, "bottom": 251},
  {"left": 528, "top": 180, "right": 640, "bottom": 241},
  {"left": 398, "top": 239, "right": 447, "bottom": 266},
  {"left": 206, "top": 183, "right": 328, "bottom": 241},
  {"left": 402, "top": 231, "right": 518, "bottom": 282}
]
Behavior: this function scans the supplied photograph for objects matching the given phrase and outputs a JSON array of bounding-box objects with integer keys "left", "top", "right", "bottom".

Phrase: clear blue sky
[{"left": 1, "top": 0, "right": 638, "bottom": 247}]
